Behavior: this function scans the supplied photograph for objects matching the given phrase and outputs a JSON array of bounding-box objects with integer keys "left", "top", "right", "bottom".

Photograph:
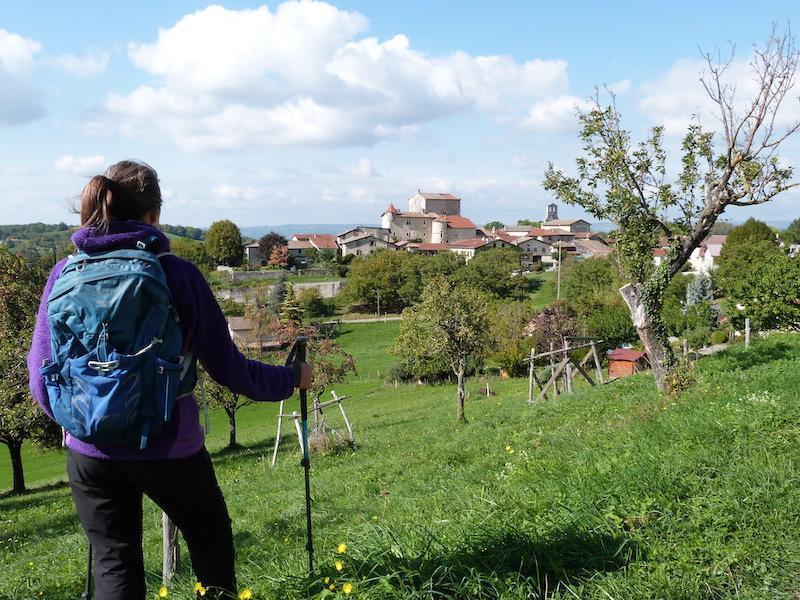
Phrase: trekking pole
[
  {"left": 286, "top": 336, "right": 314, "bottom": 575},
  {"left": 81, "top": 543, "right": 92, "bottom": 600}
]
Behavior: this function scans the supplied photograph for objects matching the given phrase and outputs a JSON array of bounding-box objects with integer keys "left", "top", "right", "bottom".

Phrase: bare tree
[{"left": 544, "top": 26, "right": 800, "bottom": 390}]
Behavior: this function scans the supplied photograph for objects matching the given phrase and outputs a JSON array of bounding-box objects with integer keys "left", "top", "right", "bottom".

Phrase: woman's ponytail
[{"left": 78, "top": 161, "right": 162, "bottom": 232}]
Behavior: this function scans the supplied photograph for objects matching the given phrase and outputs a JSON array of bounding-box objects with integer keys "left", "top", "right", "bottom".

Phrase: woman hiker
[{"left": 27, "top": 160, "right": 313, "bottom": 599}]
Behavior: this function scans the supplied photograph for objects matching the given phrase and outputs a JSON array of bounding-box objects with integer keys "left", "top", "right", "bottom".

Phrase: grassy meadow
[{"left": 2, "top": 323, "right": 800, "bottom": 599}]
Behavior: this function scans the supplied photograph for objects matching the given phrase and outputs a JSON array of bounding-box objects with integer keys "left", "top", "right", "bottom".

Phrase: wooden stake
[
  {"left": 590, "top": 341, "right": 604, "bottom": 384},
  {"left": 564, "top": 339, "right": 573, "bottom": 393},
  {"left": 745, "top": 318, "right": 751, "bottom": 347},
  {"left": 162, "top": 513, "right": 179, "bottom": 585},
  {"left": 528, "top": 347, "right": 535, "bottom": 404},
  {"left": 271, "top": 399, "right": 285, "bottom": 467}
]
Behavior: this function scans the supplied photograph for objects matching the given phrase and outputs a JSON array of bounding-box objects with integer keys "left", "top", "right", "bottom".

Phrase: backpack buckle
[{"left": 88, "top": 360, "right": 119, "bottom": 373}]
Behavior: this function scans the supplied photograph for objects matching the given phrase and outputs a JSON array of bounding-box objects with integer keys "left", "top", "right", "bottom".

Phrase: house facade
[{"left": 339, "top": 234, "right": 399, "bottom": 257}]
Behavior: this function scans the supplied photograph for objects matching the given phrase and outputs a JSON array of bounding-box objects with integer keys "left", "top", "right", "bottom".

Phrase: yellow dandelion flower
[
  {"left": 158, "top": 586, "right": 169, "bottom": 598},
  {"left": 324, "top": 577, "right": 330, "bottom": 584},
  {"left": 194, "top": 582, "right": 207, "bottom": 596},
  {"left": 238, "top": 589, "right": 253, "bottom": 600},
  {"left": 343, "top": 582, "right": 353, "bottom": 595},
  {"left": 328, "top": 584, "right": 335, "bottom": 591},
  {"left": 337, "top": 543, "right": 347, "bottom": 554},
  {"left": 335, "top": 560, "right": 344, "bottom": 571}
]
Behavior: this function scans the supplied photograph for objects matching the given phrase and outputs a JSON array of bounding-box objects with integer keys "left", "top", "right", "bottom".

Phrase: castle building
[{"left": 381, "top": 191, "right": 480, "bottom": 244}]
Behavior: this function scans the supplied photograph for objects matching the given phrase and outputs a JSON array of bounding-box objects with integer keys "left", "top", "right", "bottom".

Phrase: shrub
[
  {"left": 298, "top": 288, "right": 330, "bottom": 318},
  {"left": 710, "top": 329, "right": 729, "bottom": 345},
  {"left": 684, "top": 326, "right": 711, "bottom": 350}
]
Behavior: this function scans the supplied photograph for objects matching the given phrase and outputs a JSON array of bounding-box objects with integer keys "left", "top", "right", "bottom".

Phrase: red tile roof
[
  {"left": 415, "top": 243, "right": 449, "bottom": 251},
  {"left": 448, "top": 238, "right": 492, "bottom": 249},
  {"left": 383, "top": 203, "right": 399, "bottom": 214},
  {"left": 653, "top": 248, "right": 668, "bottom": 257},
  {"left": 608, "top": 349, "right": 648, "bottom": 362},
  {"left": 435, "top": 214, "right": 477, "bottom": 229}
]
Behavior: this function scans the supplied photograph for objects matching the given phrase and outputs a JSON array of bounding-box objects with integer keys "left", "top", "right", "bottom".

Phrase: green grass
[
  {"left": 3, "top": 328, "right": 800, "bottom": 599},
  {"left": 526, "top": 270, "right": 556, "bottom": 310}
]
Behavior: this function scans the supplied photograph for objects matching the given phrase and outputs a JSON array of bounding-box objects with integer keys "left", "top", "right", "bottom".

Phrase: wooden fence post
[
  {"left": 527, "top": 347, "right": 535, "bottom": 404},
  {"left": 745, "top": 318, "right": 751, "bottom": 348},
  {"left": 590, "top": 341, "right": 604, "bottom": 384},
  {"left": 162, "top": 513, "right": 179, "bottom": 585}
]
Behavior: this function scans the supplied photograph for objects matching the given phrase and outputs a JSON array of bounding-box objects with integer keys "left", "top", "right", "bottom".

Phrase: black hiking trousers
[{"left": 67, "top": 447, "right": 236, "bottom": 600}]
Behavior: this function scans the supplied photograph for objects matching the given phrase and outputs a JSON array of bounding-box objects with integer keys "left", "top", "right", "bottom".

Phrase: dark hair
[{"left": 79, "top": 160, "right": 162, "bottom": 231}]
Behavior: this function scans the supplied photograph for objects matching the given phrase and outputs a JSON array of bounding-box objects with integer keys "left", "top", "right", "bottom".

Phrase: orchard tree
[
  {"left": 544, "top": 29, "right": 800, "bottom": 390},
  {"left": 725, "top": 252, "right": 800, "bottom": 329},
  {"left": 0, "top": 249, "right": 59, "bottom": 493},
  {"left": 201, "top": 368, "right": 253, "bottom": 450},
  {"left": 394, "top": 278, "right": 490, "bottom": 422},
  {"left": 205, "top": 220, "right": 243, "bottom": 267}
]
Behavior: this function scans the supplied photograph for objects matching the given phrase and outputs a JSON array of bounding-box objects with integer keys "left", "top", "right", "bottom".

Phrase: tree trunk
[
  {"left": 7, "top": 440, "right": 25, "bottom": 494},
  {"left": 227, "top": 410, "right": 237, "bottom": 449},
  {"left": 619, "top": 283, "right": 673, "bottom": 391},
  {"left": 455, "top": 364, "right": 466, "bottom": 423}
]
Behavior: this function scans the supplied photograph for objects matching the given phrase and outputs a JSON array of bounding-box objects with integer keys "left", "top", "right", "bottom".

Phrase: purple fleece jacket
[{"left": 27, "top": 221, "right": 296, "bottom": 460}]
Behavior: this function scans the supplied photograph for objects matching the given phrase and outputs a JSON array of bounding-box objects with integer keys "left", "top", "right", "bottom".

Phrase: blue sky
[{"left": 2, "top": 1, "right": 799, "bottom": 228}]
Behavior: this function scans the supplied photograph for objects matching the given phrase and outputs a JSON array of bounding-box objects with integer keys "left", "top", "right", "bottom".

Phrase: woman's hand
[{"left": 297, "top": 362, "right": 314, "bottom": 390}]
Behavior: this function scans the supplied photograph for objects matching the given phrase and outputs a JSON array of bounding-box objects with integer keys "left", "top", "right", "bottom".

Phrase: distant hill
[{"left": 239, "top": 223, "right": 369, "bottom": 240}]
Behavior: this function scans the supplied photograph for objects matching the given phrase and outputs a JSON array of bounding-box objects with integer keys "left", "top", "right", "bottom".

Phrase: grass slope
[{"left": 2, "top": 328, "right": 800, "bottom": 599}]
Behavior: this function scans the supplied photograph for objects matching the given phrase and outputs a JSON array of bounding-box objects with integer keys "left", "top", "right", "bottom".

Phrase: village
[{"left": 241, "top": 191, "right": 728, "bottom": 274}]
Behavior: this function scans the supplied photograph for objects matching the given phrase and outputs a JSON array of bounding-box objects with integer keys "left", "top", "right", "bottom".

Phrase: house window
[
  {"left": 406, "top": 220, "right": 411, "bottom": 225},
  {"left": 406, "top": 232, "right": 411, "bottom": 237}
]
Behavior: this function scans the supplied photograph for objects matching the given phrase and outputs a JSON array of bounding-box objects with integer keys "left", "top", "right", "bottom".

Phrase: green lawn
[
  {"left": 526, "top": 270, "right": 556, "bottom": 310},
  {"left": 3, "top": 327, "right": 800, "bottom": 599}
]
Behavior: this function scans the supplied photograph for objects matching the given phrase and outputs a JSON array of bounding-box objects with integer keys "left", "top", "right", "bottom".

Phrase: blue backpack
[{"left": 40, "top": 237, "right": 194, "bottom": 449}]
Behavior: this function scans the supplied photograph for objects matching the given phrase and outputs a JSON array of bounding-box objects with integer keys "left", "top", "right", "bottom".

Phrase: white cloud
[
  {"left": 101, "top": 1, "right": 569, "bottom": 150},
  {"left": 344, "top": 158, "right": 379, "bottom": 177},
  {"left": 607, "top": 79, "right": 631, "bottom": 95},
  {"left": 212, "top": 183, "right": 265, "bottom": 201},
  {"left": 44, "top": 48, "right": 110, "bottom": 77},
  {"left": 521, "top": 95, "right": 593, "bottom": 132},
  {"left": 53, "top": 155, "right": 106, "bottom": 176},
  {"left": 0, "top": 28, "right": 44, "bottom": 125}
]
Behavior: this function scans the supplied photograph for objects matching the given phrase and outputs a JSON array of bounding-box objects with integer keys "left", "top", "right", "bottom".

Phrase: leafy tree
[
  {"left": 488, "top": 301, "right": 535, "bottom": 377},
  {"left": 454, "top": 248, "right": 526, "bottom": 299},
  {"left": 342, "top": 250, "right": 408, "bottom": 312},
  {"left": 394, "top": 278, "right": 490, "bottom": 422},
  {"left": 484, "top": 221, "right": 506, "bottom": 230},
  {"left": 544, "top": 30, "right": 800, "bottom": 390},
  {"left": 725, "top": 217, "right": 776, "bottom": 245},
  {"left": 205, "top": 220, "right": 243, "bottom": 267},
  {"left": 171, "top": 236, "right": 212, "bottom": 273},
  {"left": 280, "top": 282, "right": 304, "bottom": 324},
  {"left": 297, "top": 288, "right": 330, "bottom": 318},
  {"left": 258, "top": 232, "right": 288, "bottom": 263},
  {"left": 781, "top": 217, "right": 800, "bottom": 244},
  {"left": 526, "top": 302, "right": 579, "bottom": 354},
  {"left": 0, "top": 249, "right": 59, "bottom": 493},
  {"left": 269, "top": 244, "right": 289, "bottom": 268},
  {"left": 397, "top": 252, "right": 464, "bottom": 306},
  {"left": 724, "top": 251, "right": 800, "bottom": 329},
  {"left": 716, "top": 241, "right": 782, "bottom": 300},
  {"left": 200, "top": 367, "right": 253, "bottom": 450},
  {"left": 516, "top": 219, "right": 542, "bottom": 227}
]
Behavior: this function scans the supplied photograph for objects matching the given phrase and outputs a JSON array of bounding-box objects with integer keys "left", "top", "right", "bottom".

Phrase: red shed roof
[{"left": 608, "top": 349, "right": 648, "bottom": 362}]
